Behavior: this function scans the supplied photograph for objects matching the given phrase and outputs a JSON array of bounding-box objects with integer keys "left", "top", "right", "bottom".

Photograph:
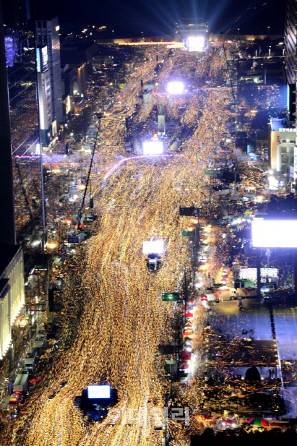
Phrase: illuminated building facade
[
  {"left": 175, "top": 19, "right": 208, "bottom": 46},
  {"left": 270, "top": 119, "right": 295, "bottom": 178},
  {"left": 2, "top": 0, "right": 40, "bottom": 156},
  {"left": 1, "top": 0, "right": 44, "bottom": 240},
  {"left": 284, "top": 0, "right": 297, "bottom": 120},
  {"left": 285, "top": 0, "right": 296, "bottom": 85},
  {"left": 60, "top": 36, "right": 99, "bottom": 98},
  {"left": 36, "top": 46, "right": 52, "bottom": 145},
  {"left": 0, "top": 244, "right": 25, "bottom": 360},
  {"left": 36, "top": 17, "right": 63, "bottom": 140}
]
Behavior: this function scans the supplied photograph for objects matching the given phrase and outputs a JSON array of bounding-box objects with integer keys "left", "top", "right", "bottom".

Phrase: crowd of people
[{"left": 1, "top": 39, "right": 292, "bottom": 446}]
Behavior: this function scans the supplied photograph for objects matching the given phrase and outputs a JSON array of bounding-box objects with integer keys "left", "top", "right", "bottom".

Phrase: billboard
[
  {"left": 239, "top": 268, "right": 278, "bottom": 282},
  {"left": 88, "top": 385, "right": 111, "bottom": 399},
  {"left": 36, "top": 46, "right": 49, "bottom": 73},
  {"left": 268, "top": 176, "right": 279, "bottom": 190},
  {"left": 142, "top": 141, "right": 163, "bottom": 156},
  {"left": 252, "top": 219, "right": 297, "bottom": 247},
  {"left": 294, "top": 146, "right": 297, "bottom": 180},
  {"left": 143, "top": 239, "right": 164, "bottom": 254}
]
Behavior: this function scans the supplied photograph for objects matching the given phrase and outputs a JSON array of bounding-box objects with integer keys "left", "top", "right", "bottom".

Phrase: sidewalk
[
  {"left": 0, "top": 394, "right": 11, "bottom": 410},
  {"left": 0, "top": 319, "right": 44, "bottom": 408}
]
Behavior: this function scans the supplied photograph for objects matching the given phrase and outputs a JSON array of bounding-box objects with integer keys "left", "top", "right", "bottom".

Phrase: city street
[{"left": 1, "top": 33, "right": 294, "bottom": 446}]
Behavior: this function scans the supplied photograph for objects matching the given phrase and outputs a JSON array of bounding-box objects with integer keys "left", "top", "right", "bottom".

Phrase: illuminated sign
[
  {"left": 36, "top": 48, "right": 41, "bottom": 72},
  {"left": 5, "top": 35, "right": 18, "bottom": 68},
  {"left": 239, "top": 268, "right": 278, "bottom": 282},
  {"left": 294, "top": 146, "right": 297, "bottom": 180},
  {"left": 162, "top": 292, "right": 180, "bottom": 301},
  {"left": 36, "top": 46, "right": 48, "bottom": 73},
  {"left": 66, "top": 95, "right": 71, "bottom": 114},
  {"left": 143, "top": 239, "right": 164, "bottom": 254},
  {"left": 52, "top": 120, "right": 57, "bottom": 136},
  {"left": 268, "top": 175, "right": 279, "bottom": 190},
  {"left": 88, "top": 385, "right": 111, "bottom": 399},
  {"left": 142, "top": 141, "right": 163, "bottom": 155},
  {"left": 166, "top": 81, "right": 185, "bottom": 95},
  {"left": 252, "top": 219, "right": 297, "bottom": 247}
]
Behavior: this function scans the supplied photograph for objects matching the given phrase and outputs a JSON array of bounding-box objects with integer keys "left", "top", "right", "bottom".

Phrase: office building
[
  {"left": 284, "top": 0, "right": 296, "bottom": 85},
  {"left": 2, "top": 0, "right": 43, "bottom": 240},
  {"left": 269, "top": 119, "right": 296, "bottom": 181},
  {"left": 0, "top": 0, "right": 15, "bottom": 246},
  {"left": 0, "top": 244, "right": 25, "bottom": 360},
  {"left": 36, "top": 17, "right": 63, "bottom": 143},
  {"left": 0, "top": 3, "right": 26, "bottom": 362},
  {"left": 2, "top": 0, "right": 40, "bottom": 156},
  {"left": 284, "top": 0, "right": 297, "bottom": 120},
  {"left": 60, "top": 35, "right": 99, "bottom": 97},
  {"left": 36, "top": 45, "right": 52, "bottom": 145}
]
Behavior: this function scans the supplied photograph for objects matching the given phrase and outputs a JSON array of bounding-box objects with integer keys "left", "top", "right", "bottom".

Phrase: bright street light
[
  {"left": 186, "top": 36, "right": 205, "bottom": 52},
  {"left": 166, "top": 81, "right": 185, "bottom": 95},
  {"left": 143, "top": 239, "right": 165, "bottom": 254},
  {"left": 142, "top": 140, "right": 163, "bottom": 155}
]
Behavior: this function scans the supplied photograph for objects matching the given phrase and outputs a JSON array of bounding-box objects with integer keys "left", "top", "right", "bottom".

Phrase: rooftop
[{"left": 0, "top": 244, "right": 21, "bottom": 277}]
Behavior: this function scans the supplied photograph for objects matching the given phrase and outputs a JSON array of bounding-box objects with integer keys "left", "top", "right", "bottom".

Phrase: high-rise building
[
  {"left": 270, "top": 125, "right": 295, "bottom": 175},
  {"left": 0, "top": 244, "right": 25, "bottom": 360},
  {"left": 36, "top": 17, "right": 63, "bottom": 144},
  {"left": 0, "top": 1, "right": 26, "bottom": 364},
  {"left": 36, "top": 45, "right": 52, "bottom": 145},
  {"left": 285, "top": 0, "right": 296, "bottom": 85},
  {"left": 2, "top": 0, "right": 40, "bottom": 156},
  {"left": 2, "top": 0, "right": 43, "bottom": 241},
  {"left": 284, "top": 0, "right": 297, "bottom": 121},
  {"left": 0, "top": 0, "right": 16, "bottom": 246}
]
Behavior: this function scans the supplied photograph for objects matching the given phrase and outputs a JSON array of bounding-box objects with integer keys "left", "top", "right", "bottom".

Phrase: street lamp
[
  {"left": 142, "top": 140, "right": 164, "bottom": 155},
  {"left": 237, "top": 28, "right": 240, "bottom": 36},
  {"left": 268, "top": 26, "right": 270, "bottom": 36},
  {"left": 166, "top": 81, "right": 185, "bottom": 95}
]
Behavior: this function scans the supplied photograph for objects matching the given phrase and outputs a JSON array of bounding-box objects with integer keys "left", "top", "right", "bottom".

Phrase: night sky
[{"left": 35, "top": 0, "right": 285, "bottom": 37}]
